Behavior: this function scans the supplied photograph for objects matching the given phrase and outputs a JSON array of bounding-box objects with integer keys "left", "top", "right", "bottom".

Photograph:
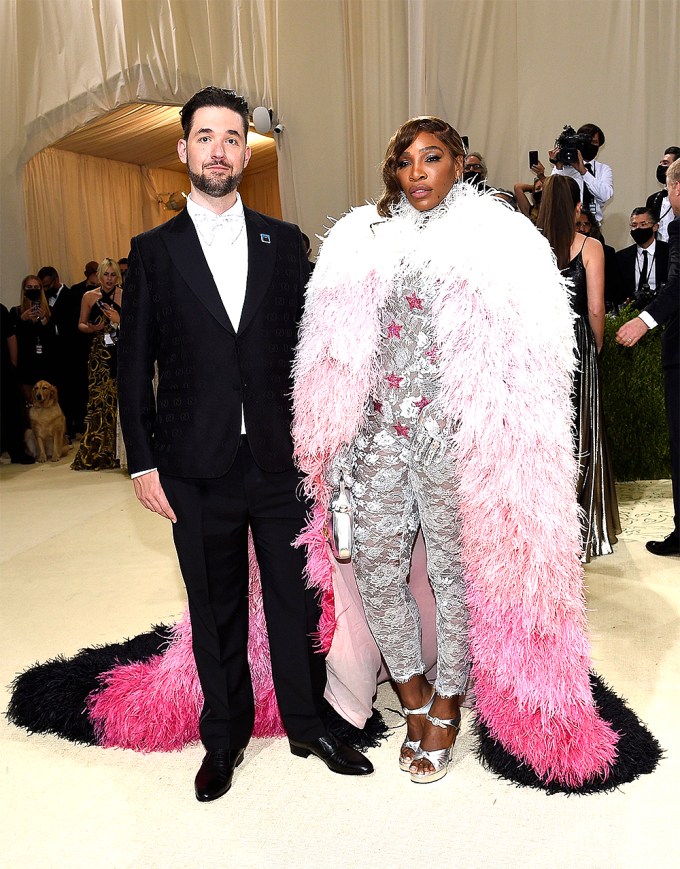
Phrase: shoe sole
[{"left": 410, "top": 764, "right": 450, "bottom": 784}]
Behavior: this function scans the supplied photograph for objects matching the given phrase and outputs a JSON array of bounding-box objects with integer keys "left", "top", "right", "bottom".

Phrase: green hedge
[{"left": 600, "top": 306, "right": 671, "bottom": 481}]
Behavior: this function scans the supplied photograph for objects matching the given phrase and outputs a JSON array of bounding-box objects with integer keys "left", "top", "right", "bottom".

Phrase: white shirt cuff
[
  {"left": 638, "top": 311, "right": 658, "bottom": 330},
  {"left": 131, "top": 468, "right": 157, "bottom": 479}
]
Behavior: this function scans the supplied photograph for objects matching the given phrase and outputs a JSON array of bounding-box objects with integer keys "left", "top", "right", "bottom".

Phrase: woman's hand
[
  {"left": 412, "top": 403, "right": 450, "bottom": 467},
  {"left": 21, "top": 306, "right": 41, "bottom": 323},
  {"left": 328, "top": 444, "right": 355, "bottom": 488},
  {"left": 531, "top": 160, "right": 546, "bottom": 179},
  {"left": 100, "top": 303, "right": 120, "bottom": 325}
]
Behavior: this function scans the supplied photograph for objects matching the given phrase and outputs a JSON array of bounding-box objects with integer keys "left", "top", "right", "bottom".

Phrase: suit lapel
[
  {"left": 239, "top": 207, "right": 277, "bottom": 335},
  {"left": 160, "top": 209, "right": 235, "bottom": 334}
]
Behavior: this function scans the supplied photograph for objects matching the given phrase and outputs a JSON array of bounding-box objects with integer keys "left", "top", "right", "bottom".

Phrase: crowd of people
[
  {"left": 7, "top": 90, "right": 672, "bottom": 802},
  {"left": 1, "top": 257, "right": 129, "bottom": 469}
]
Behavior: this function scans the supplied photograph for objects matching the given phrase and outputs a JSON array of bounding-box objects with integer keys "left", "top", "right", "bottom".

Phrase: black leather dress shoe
[
  {"left": 645, "top": 533, "right": 680, "bottom": 556},
  {"left": 194, "top": 748, "right": 245, "bottom": 802},
  {"left": 289, "top": 734, "right": 373, "bottom": 775}
]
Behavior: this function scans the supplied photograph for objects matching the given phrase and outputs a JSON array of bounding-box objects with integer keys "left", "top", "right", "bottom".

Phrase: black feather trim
[
  {"left": 322, "top": 700, "right": 389, "bottom": 750},
  {"left": 6, "top": 626, "right": 172, "bottom": 745},
  {"left": 474, "top": 672, "right": 663, "bottom": 794}
]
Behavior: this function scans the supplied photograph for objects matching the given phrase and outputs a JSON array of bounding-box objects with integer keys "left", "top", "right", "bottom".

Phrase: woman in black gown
[{"left": 538, "top": 175, "right": 621, "bottom": 560}]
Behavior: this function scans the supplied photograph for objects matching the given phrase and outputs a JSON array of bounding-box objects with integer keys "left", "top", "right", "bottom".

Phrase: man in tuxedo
[
  {"left": 118, "top": 87, "right": 372, "bottom": 802},
  {"left": 616, "top": 207, "right": 669, "bottom": 308},
  {"left": 617, "top": 158, "right": 680, "bottom": 556},
  {"left": 646, "top": 146, "right": 680, "bottom": 242},
  {"left": 37, "top": 266, "right": 81, "bottom": 439},
  {"left": 71, "top": 261, "right": 100, "bottom": 297},
  {"left": 69, "top": 261, "right": 99, "bottom": 434}
]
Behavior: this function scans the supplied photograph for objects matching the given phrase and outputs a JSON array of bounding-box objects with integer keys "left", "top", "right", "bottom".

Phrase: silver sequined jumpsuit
[{"left": 351, "top": 255, "right": 470, "bottom": 698}]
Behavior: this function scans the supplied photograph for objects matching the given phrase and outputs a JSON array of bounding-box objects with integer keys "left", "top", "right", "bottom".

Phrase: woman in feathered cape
[{"left": 291, "top": 117, "right": 657, "bottom": 789}]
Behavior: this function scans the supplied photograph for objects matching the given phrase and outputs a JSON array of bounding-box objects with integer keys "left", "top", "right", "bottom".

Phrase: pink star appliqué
[
  {"left": 414, "top": 396, "right": 431, "bottom": 411},
  {"left": 424, "top": 345, "right": 439, "bottom": 364},
  {"left": 406, "top": 292, "right": 423, "bottom": 310},
  {"left": 385, "top": 372, "right": 403, "bottom": 389},
  {"left": 394, "top": 424, "right": 410, "bottom": 438},
  {"left": 373, "top": 400, "right": 383, "bottom": 414},
  {"left": 386, "top": 320, "right": 403, "bottom": 339}
]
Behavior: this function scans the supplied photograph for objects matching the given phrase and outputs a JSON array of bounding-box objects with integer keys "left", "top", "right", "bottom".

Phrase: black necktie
[
  {"left": 637, "top": 250, "right": 648, "bottom": 294},
  {"left": 582, "top": 163, "right": 594, "bottom": 213}
]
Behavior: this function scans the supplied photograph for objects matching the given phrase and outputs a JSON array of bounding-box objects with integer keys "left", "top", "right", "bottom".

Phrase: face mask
[
  {"left": 656, "top": 165, "right": 667, "bottom": 185},
  {"left": 580, "top": 143, "right": 598, "bottom": 162},
  {"left": 463, "top": 171, "right": 482, "bottom": 187},
  {"left": 631, "top": 227, "right": 654, "bottom": 245},
  {"left": 25, "top": 288, "right": 41, "bottom": 301}
]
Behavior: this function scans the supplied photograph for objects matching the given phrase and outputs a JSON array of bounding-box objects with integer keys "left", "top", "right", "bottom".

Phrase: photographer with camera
[
  {"left": 549, "top": 123, "right": 613, "bottom": 223},
  {"left": 616, "top": 207, "right": 668, "bottom": 310}
]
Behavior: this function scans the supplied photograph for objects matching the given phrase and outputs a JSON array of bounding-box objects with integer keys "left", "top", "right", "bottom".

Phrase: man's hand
[
  {"left": 616, "top": 317, "right": 649, "bottom": 348},
  {"left": 548, "top": 146, "right": 563, "bottom": 168},
  {"left": 133, "top": 470, "right": 177, "bottom": 522}
]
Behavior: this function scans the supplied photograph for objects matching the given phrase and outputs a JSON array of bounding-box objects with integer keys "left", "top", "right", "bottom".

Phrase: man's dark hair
[
  {"left": 578, "top": 123, "right": 605, "bottom": 145},
  {"left": 630, "top": 206, "right": 657, "bottom": 222},
  {"left": 180, "top": 87, "right": 250, "bottom": 140},
  {"left": 37, "top": 266, "right": 58, "bottom": 281},
  {"left": 118, "top": 257, "right": 128, "bottom": 266},
  {"left": 664, "top": 146, "right": 680, "bottom": 159}
]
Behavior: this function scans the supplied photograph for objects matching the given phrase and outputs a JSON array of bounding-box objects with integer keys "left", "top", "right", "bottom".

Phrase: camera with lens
[{"left": 555, "top": 125, "right": 592, "bottom": 165}]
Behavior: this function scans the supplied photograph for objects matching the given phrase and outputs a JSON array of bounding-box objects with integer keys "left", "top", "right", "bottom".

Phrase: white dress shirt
[
  {"left": 634, "top": 239, "right": 658, "bottom": 293},
  {"left": 186, "top": 193, "right": 248, "bottom": 332},
  {"left": 656, "top": 193, "right": 674, "bottom": 242},
  {"left": 552, "top": 159, "right": 613, "bottom": 222}
]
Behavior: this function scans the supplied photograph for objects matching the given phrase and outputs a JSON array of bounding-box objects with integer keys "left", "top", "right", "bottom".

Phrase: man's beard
[{"left": 188, "top": 160, "right": 243, "bottom": 198}]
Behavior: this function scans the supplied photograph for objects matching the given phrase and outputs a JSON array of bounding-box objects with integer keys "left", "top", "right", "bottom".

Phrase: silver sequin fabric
[{"left": 350, "top": 252, "right": 470, "bottom": 697}]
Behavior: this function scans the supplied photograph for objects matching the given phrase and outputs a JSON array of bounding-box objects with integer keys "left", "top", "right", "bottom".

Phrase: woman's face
[
  {"left": 396, "top": 132, "right": 463, "bottom": 212},
  {"left": 100, "top": 267, "right": 118, "bottom": 291},
  {"left": 23, "top": 280, "right": 42, "bottom": 303}
]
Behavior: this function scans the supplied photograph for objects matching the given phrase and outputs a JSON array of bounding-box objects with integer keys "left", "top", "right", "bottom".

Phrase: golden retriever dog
[{"left": 24, "top": 380, "right": 69, "bottom": 463}]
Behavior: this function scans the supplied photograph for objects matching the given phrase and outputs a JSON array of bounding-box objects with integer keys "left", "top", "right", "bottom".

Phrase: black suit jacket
[
  {"left": 645, "top": 216, "right": 679, "bottom": 369},
  {"left": 616, "top": 240, "right": 669, "bottom": 302},
  {"left": 118, "top": 206, "right": 310, "bottom": 478}
]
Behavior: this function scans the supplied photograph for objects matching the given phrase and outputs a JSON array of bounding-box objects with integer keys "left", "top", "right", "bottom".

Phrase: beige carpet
[{"left": 1, "top": 457, "right": 677, "bottom": 869}]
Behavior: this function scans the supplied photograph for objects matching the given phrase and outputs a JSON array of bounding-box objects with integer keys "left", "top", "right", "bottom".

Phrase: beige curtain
[
  {"left": 240, "top": 147, "right": 282, "bottom": 219},
  {"left": 3, "top": 0, "right": 680, "bottom": 300},
  {"left": 23, "top": 148, "right": 190, "bottom": 285}
]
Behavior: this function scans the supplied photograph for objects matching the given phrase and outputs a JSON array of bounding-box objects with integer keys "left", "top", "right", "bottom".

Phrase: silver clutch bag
[{"left": 328, "top": 479, "right": 353, "bottom": 562}]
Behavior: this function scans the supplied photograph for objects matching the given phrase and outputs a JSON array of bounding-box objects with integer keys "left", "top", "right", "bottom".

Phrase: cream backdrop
[{"left": 1, "top": 0, "right": 678, "bottom": 302}]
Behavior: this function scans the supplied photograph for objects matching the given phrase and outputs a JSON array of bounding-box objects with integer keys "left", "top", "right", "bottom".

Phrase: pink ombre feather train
[{"left": 88, "top": 535, "right": 286, "bottom": 750}]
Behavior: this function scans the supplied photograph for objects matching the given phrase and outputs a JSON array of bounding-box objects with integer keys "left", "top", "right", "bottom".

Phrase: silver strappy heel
[
  {"left": 399, "top": 691, "right": 435, "bottom": 772},
  {"left": 409, "top": 711, "right": 461, "bottom": 783}
]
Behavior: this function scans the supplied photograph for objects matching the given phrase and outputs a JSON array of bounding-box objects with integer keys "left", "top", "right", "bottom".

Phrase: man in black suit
[
  {"left": 118, "top": 87, "right": 372, "bottom": 802},
  {"left": 617, "top": 158, "right": 680, "bottom": 556},
  {"left": 646, "top": 146, "right": 680, "bottom": 242},
  {"left": 37, "top": 266, "right": 81, "bottom": 440},
  {"left": 69, "top": 261, "right": 99, "bottom": 435},
  {"left": 616, "top": 207, "right": 669, "bottom": 309}
]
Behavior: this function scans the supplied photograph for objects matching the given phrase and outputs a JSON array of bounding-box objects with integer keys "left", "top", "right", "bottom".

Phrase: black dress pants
[
  {"left": 161, "top": 438, "right": 327, "bottom": 750},
  {"left": 664, "top": 364, "right": 679, "bottom": 535}
]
